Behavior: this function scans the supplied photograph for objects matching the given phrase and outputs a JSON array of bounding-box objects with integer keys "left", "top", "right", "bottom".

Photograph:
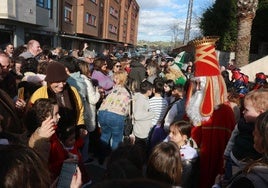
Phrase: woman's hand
[
  {"left": 70, "top": 167, "right": 82, "bottom": 188},
  {"left": 37, "top": 116, "right": 55, "bottom": 138},
  {"left": 15, "top": 98, "right": 26, "bottom": 110}
]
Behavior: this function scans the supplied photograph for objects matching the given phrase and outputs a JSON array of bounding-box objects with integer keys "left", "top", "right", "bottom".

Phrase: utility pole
[{"left": 183, "top": 0, "right": 194, "bottom": 45}]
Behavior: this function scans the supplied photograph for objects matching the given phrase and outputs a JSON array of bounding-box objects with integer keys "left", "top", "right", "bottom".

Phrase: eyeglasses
[{"left": 115, "top": 65, "right": 121, "bottom": 68}]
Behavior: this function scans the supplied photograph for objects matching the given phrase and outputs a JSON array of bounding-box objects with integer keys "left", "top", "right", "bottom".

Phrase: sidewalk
[{"left": 84, "top": 155, "right": 106, "bottom": 185}]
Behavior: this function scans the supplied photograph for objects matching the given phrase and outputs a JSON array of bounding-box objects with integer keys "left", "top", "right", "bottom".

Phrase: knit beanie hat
[{"left": 45, "top": 62, "right": 69, "bottom": 83}]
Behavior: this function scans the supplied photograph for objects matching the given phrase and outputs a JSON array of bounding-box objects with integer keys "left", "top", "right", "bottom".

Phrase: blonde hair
[
  {"left": 165, "top": 67, "right": 185, "bottom": 81},
  {"left": 244, "top": 88, "right": 268, "bottom": 113},
  {"left": 113, "top": 70, "right": 128, "bottom": 86},
  {"left": 78, "top": 60, "right": 91, "bottom": 77}
]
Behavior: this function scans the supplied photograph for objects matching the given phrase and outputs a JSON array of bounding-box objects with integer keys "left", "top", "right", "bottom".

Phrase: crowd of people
[{"left": 0, "top": 37, "right": 268, "bottom": 188}]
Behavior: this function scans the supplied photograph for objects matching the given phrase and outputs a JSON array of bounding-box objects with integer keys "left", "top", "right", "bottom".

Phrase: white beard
[
  {"left": 186, "top": 76, "right": 210, "bottom": 126},
  {"left": 186, "top": 90, "right": 203, "bottom": 126}
]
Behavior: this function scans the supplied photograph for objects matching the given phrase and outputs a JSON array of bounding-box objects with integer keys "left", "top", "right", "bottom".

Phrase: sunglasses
[{"left": 116, "top": 65, "right": 122, "bottom": 68}]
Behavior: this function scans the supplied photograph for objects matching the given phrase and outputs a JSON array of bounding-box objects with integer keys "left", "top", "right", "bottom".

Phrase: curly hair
[
  {"left": 24, "top": 98, "right": 57, "bottom": 134},
  {"left": 244, "top": 88, "right": 268, "bottom": 113}
]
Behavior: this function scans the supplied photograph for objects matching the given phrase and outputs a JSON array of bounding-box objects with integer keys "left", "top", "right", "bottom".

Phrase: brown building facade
[
  {"left": 0, "top": 0, "right": 139, "bottom": 53},
  {"left": 59, "top": 0, "right": 139, "bottom": 52}
]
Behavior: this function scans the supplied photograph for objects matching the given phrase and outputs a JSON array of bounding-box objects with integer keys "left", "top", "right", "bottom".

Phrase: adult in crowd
[
  {"left": 58, "top": 56, "right": 91, "bottom": 162},
  {"left": 19, "top": 39, "right": 42, "bottom": 59},
  {"left": 185, "top": 36, "right": 236, "bottom": 188},
  {"left": 78, "top": 60, "right": 101, "bottom": 156},
  {"left": 184, "top": 65, "right": 194, "bottom": 80},
  {"left": 128, "top": 55, "right": 147, "bottom": 92},
  {"left": 52, "top": 46, "right": 65, "bottom": 60},
  {"left": 81, "top": 48, "right": 96, "bottom": 72},
  {"left": 10, "top": 56, "right": 24, "bottom": 82},
  {"left": 36, "top": 48, "right": 54, "bottom": 63},
  {"left": 91, "top": 58, "right": 114, "bottom": 96},
  {"left": 120, "top": 57, "right": 131, "bottom": 74},
  {"left": 108, "top": 59, "right": 122, "bottom": 77},
  {"left": 0, "top": 87, "right": 24, "bottom": 138},
  {"left": 0, "top": 52, "right": 17, "bottom": 99},
  {"left": 163, "top": 79, "right": 176, "bottom": 105},
  {"left": 28, "top": 61, "right": 85, "bottom": 134},
  {"left": 20, "top": 57, "right": 43, "bottom": 86},
  {"left": 12, "top": 45, "right": 27, "bottom": 59},
  {"left": 98, "top": 70, "right": 131, "bottom": 150},
  {"left": 146, "top": 60, "right": 159, "bottom": 84},
  {"left": 4, "top": 43, "right": 14, "bottom": 57}
]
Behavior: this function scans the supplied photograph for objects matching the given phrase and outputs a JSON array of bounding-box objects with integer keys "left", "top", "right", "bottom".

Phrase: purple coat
[{"left": 91, "top": 70, "right": 114, "bottom": 93}]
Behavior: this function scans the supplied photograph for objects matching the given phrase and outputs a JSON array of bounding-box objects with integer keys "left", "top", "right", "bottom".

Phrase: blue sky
[{"left": 136, "top": 0, "right": 215, "bottom": 42}]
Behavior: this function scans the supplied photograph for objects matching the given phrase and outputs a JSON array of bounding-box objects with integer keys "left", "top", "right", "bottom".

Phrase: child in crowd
[
  {"left": 167, "top": 120, "right": 199, "bottom": 188},
  {"left": 227, "top": 110, "right": 268, "bottom": 187},
  {"left": 223, "top": 88, "right": 268, "bottom": 181},
  {"left": 146, "top": 141, "right": 183, "bottom": 187},
  {"left": 24, "top": 98, "right": 84, "bottom": 186},
  {"left": 148, "top": 83, "right": 186, "bottom": 151},
  {"left": 149, "top": 78, "right": 168, "bottom": 126},
  {"left": 215, "top": 110, "right": 268, "bottom": 188},
  {"left": 132, "top": 80, "right": 154, "bottom": 160},
  {"left": 25, "top": 98, "right": 58, "bottom": 161},
  {"left": 163, "top": 84, "right": 186, "bottom": 131},
  {"left": 57, "top": 125, "right": 91, "bottom": 185}
]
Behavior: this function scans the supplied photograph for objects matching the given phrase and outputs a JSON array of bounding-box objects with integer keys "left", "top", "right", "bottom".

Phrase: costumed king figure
[{"left": 185, "top": 36, "right": 236, "bottom": 188}]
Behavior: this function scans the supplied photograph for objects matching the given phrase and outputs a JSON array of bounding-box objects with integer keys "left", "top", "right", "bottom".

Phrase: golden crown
[{"left": 188, "top": 36, "right": 219, "bottom": 47}]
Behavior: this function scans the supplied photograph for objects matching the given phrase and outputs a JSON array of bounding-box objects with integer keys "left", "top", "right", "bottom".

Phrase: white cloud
[{"left": 136, "top": 0, "right": 213, "bottom": 42}]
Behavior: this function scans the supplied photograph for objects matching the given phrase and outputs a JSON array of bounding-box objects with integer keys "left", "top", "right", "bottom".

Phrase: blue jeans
[{"left": 98, "top": 110, "right": 125, "bottom": 150}]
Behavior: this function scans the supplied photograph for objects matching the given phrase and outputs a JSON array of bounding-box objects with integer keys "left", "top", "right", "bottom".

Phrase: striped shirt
[{"left": 149, "top": 96, "right": 168, "bottom": 125}]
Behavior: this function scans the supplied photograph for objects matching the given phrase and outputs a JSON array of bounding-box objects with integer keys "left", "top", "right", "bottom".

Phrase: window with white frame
[
  {"left": 64, "top": 4, "right": 72, "bottom": 22},
  {"left": 86, "top": 13, "right": 96, "bottom": 26},
  {"left": 109, "top": 6, "right": 118, "bottom": 18},
  {"left": 109, "top": 24, "right": 117, "bottom": 34}
]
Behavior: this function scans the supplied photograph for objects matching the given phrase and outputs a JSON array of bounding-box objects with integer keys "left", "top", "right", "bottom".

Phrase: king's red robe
[{"left": 191, "top": 102, "right": 236, "bottom": 188}]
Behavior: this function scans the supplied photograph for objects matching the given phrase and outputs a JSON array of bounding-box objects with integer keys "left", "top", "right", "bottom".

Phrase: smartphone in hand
[{"left": 57, "top": 161, "right": 77, "bottom": 188}]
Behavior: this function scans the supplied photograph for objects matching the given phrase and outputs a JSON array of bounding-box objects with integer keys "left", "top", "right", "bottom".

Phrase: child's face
[
  {"left": 171, "top": 89, "right": 182, "bottom": 98},
  {"left": 51, "top": 104, "right": 60, "bottom": 125},
  {"left": 253, "top": 124, "right": 264, "bottom": 154},
  {"left": 169, "top": 126, "right": 186, "bottom": 147},
  {"left": 64, "top": 133, "right": 76, "bottom": 148},
  {"left": 164, "top": 84, "right": 170, "bottom": 92},
  {"left": 243, "top": 100, "right": 260, "bottom": 123},
  {"left": 146, "top": 88, "right": 153, "bottom": 97}
]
